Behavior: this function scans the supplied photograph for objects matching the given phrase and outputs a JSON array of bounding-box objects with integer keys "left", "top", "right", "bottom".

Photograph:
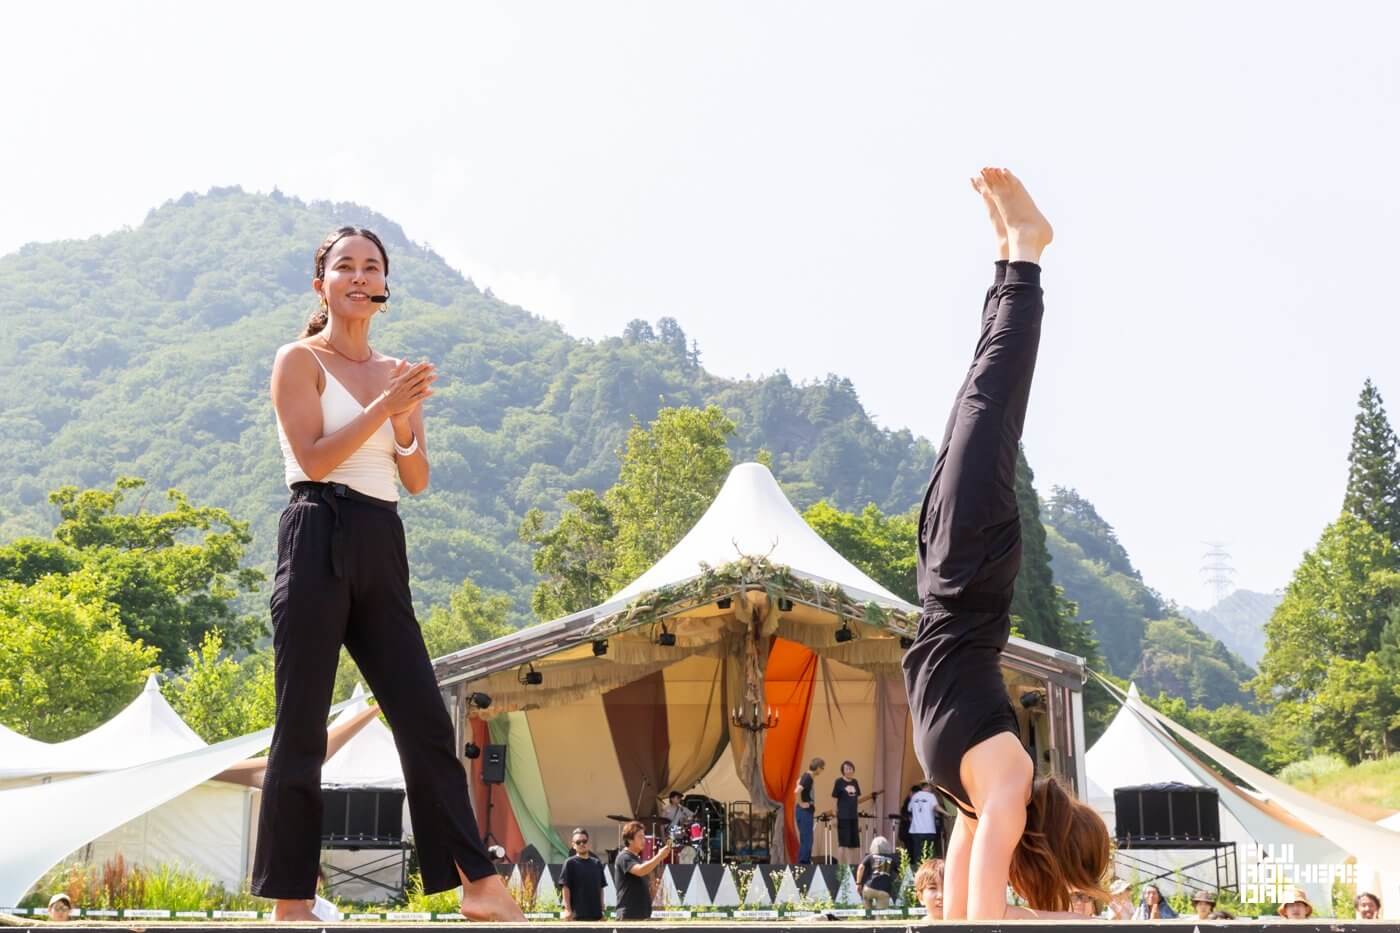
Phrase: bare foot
[
  {"left": 269, "top": 900, "right": 319, "bottom": 922},
  {"left": 459, "top": 871, "right": 526, "bottom": 922},
  {"left": 971, "top": 176, "right": 1010, "bottom": 261},
  {"left": 979, "top": 167, "right": 1053, "bottom": 264}
]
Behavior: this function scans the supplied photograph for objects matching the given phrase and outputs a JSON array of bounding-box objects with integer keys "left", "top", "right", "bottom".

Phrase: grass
[{"left": 1278, "top": 753, "right": 1400, "bottom": 821}]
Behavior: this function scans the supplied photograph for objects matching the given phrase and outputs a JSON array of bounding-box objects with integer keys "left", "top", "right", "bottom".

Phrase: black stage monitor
[
  {"left": 1114, "top": 782, "right": 1220, "bottom": 846},
  {"left": 482, "top": 744, "right": 508, "bottom": 785},
  {"left": 321, "top": 788, "right": 405, "bottom": 843}
]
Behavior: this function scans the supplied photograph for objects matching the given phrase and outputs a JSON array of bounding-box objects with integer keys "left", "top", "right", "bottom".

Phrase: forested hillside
[
  {"left": 0, "top": 188, "right": 933, "bottom": 619},
  {"left": 1042, "top": 487, "right": 1255, "bottom": 708}
]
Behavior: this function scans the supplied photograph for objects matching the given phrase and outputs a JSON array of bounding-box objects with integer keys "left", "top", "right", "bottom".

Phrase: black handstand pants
[
  {"left": 901, "top": 261, "right": 1044, "bottom": 805},
  {"left": 251, "top": 481, "right": 496, "bottom": 899}
]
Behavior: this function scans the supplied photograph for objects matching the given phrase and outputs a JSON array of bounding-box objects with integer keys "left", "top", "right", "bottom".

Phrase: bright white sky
[{"left": 5, "top": 2, "right": 1398, "bottom": 610}]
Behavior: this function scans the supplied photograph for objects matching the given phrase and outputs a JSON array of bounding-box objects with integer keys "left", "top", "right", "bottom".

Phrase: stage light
[
  {"left": 716, "top": 596, "right": 732, "bottom": 609},
  {"left": 777, "top": 597, "right": 794, "bottom": 612},
  {"left": 519, "top": 664, "right": 543, "bottom": 686},
  {"left": 899, "top": 636, "right": 914, "bottom": 650},
  {"left": 834, "top": 622, "right": 854, "bottom": 643},
  {"left": 468, "top": 691, "right": 492, "bottom": 709},
  {"left": 656, "top": 625, "right": 677, "bottom": 647},
  {"left": 1019, "top": 689, "right": 1046, "bottom": 710},
  {"left": 592, "top": 639, "right": 609, "bottom": 656},
  {"left": 464, "top": 742, "right": 481, "bottom": 760}
]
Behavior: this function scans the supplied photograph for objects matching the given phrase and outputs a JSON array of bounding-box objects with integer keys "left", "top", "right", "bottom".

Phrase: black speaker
[
  {"left": 482, "top": 744, "right": 508, "bottom": 785},
  {"left": 320, "top": 789, "right": 405, "bottom": 842},
  {"left": 1114, "top": 782, "right": 1220, "bottom": 846}
]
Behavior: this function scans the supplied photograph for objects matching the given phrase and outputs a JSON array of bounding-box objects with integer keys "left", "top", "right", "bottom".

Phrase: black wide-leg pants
[
  {"left": 902, "top": 261, "right": 1044, "bottom": 801},
  {"left": 251, "top": 482, "right": 496, "bottom": 899}
]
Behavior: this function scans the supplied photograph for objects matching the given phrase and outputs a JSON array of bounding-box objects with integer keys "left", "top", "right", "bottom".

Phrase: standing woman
[
  {"left": 255, "top": 227, "right": 523, "bottom": 922},
  {"left": 900, "top": 169, "right": 1110, "bottom": 919},
  {"left": 831, "top": 760, "right": 862, "bottom": 865}
]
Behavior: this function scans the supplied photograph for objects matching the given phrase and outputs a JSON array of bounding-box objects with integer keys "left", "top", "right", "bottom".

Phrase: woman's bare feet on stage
[
  {"left": 978, "top": 167, "right": 1053, "bottom": 264},
  {"left": 457, "top": 867, "right": 526, "bottom": 922},
  {"left": 970, "top": 175, "right": 1010, "bottom": 261},
  {"left": 270, "top": 899, "right": 318, "bottom": 922}
]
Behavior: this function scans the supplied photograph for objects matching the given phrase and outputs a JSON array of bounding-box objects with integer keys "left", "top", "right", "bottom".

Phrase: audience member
[
  {"left": 1355, "top": 892, "right": 1381, "bottom": 920},
  {"left": 46, "top": 895, "right": 72, "bottom": 923},
  {"left": 1103, "top": 879, "right": 1134, "bottom": 920},
  {"left": 1278, "top": 888, "right": 1313, "bottom": 920},
  {"left": 1132, "top": 883, "right": 1177, "bottom": 919},
  {"left": 913, "top": 858, "right": 945, "bottom": 921}
]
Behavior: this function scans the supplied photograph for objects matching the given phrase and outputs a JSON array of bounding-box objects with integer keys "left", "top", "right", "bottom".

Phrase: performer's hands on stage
[{"left": 381, "top": 359, "right": 437, "bottom": 417}]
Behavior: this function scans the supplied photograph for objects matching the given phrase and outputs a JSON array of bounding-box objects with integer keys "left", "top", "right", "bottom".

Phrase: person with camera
[{"left": 614, "top": 821, "right": 672, "bottom": 920}]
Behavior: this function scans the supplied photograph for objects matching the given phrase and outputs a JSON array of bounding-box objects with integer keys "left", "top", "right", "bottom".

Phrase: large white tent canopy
[
  {"left": 0, "top": 675, "right": 206, "bottom": 779},
  {"left": 1088, "top": 679, "right": 1400, "bottom": 912}
]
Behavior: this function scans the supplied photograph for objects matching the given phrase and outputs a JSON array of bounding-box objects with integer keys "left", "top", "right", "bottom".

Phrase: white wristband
[{"left": 394, "top": 434, "right": 419, "bottom": 457}]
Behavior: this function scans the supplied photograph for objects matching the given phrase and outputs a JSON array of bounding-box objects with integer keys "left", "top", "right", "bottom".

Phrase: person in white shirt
[{"left": 905, "top": 782, "right": 942, "bottom": 863}]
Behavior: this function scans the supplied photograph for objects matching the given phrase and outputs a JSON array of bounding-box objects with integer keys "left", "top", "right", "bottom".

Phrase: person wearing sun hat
[
  {"left": 46, "top": 894, "right": 73, "bottom": 922},
  {"left": 1102, "top": 879, "right": 1134, "bottom": 920},
  {"left": 1278, "top": 888, "right": 1314, "bottom": 919},
  {"left": 1190, "top": 889, "right": 1218, "bottom": 919}
]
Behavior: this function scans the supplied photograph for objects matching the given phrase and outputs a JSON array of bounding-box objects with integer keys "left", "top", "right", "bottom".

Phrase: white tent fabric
[
  {"left": 0, "top": 723, "right": 52, "bottom": 759},
  {"left": 321, "top": 684, "right": 405, "bottom": 789},
  {"left": 1091, "top": 679, "right": 1400, "bottom": 912},
  {"left": 1087, "top": 684, "right": 1345, "bottom": 908},
  {"left": 610, "top": 463, "right": 907, "bottom": 608},
  {"left": 0, "top": 724, "right": 275, "bottom": 907},
  {"left": 0, "top": 675, "right": 205, "bottom": 779},
  {"left": 72, "top": 782, "right": 251, "bottom": 893},
  {"left": 1380, "top": 812, "right": 1400, "bottom": 833}
]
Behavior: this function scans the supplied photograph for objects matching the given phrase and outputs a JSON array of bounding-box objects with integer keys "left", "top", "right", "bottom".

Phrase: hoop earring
[
  {"left": 378, "top": 285, "right": 391, "bottom": 314},
  {"left": 319, "top": 297, "right": 328, "bottom": 313}
]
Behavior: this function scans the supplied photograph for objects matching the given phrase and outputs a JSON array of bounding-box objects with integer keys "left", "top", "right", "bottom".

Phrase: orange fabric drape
[
  {"left": 469, "top": 718, "right": 527, "bottom": 860},
  {"left": 761, "top": 637, "right": 820, "bottom": 860}
]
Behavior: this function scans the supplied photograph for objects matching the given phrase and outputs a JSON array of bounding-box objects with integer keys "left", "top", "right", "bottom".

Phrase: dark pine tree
[{"left": 1342, "top": 379, "right": 1400, "bottom": 548}]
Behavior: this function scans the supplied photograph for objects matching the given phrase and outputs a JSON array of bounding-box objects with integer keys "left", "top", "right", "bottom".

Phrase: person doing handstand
[{"left": 901, "top": 167, "right": 1111, "bottom": 920}]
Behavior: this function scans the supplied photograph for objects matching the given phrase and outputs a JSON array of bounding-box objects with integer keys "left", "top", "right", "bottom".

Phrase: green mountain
[
  {"left": 1043, "top": 487, "right": 1256, "bottom": 708},
  {"left": 0, "top": 188, "right": 935, "bottom": 621},
  {"left": 1182, "top": 589, "right": 1280, "bottom": 668}
]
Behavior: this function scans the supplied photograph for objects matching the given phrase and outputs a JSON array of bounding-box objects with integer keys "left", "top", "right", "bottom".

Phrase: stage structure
[{"left": 432, "top": 463, "right": 1090, "bottom": 866}]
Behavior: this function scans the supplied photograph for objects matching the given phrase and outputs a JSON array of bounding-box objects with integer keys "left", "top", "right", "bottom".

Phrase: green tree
[
  {"left": 606, "top": 406, "right": 736, "bottom": 587},
  {"left": 1147, "top": 693, "right": 1291, "bottom": 773},
  {"left": 1342, "top": 379, "right": 1400, "bottom": 547},
  {"left": 162, "top": 630, "right": 277, "bottom": 743},
  {"left": 4, "top": 478, "right": 265, "bottom": 667},
  {"left": 0, "top": 577, "right": 159, "bottom": 740},
  {"left": 802, "top": 501, "right": 919, "bottom": 603},
  {"left": 520, "top": 489, "right": 617, "bottom": 620},
  {"left": 420, "top": 578, "right": 514, "bottom": 657},
  {"left": 1255, "top": 513, "right": 1400, "bottom": 704},
  {"left": 1307, "top": 654, "right": 1400, "bottom": 761}
]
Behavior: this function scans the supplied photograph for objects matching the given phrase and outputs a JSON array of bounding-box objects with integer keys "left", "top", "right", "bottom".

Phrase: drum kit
[{"left": 607, "top": 814, "right": 712, "bottom": 863}]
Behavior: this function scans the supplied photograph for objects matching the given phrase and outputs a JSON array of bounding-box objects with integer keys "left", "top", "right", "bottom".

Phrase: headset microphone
[{"left": 370, "top": 285, "right": 391, "bottom": 304}]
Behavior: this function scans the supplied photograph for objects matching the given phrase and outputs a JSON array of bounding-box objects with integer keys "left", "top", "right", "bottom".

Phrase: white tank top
[{"left": 276, "top": 346, "right": 400, "bottom": 502}]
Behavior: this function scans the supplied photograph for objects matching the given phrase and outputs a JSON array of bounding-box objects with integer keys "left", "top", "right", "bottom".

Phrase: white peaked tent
[
  {"left": 0, "top": 675, "right": 206, "bottom": 779},
  {"left": 608, "top": 463, "right": 906, "bottom": 607},
  {"left": 1086, "top": 682, "right": 1396, "bottom": 912},
  {"left": 0, "top": 675, "right": 254, "bottom": 894}
]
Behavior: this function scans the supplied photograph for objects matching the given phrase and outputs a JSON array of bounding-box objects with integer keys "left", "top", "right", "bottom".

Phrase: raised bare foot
[
  {"left": 971, "top": 176, "right": 1010, "bottom": 261},
  {"left": 269, "top": 900, "right": 319, "bottom": 922},
  {"left": 979, "top": 167, "right": 1053, "bottom": 264},
  {"left": 459, "top": 872, "right": 526, "bottom": 922}
]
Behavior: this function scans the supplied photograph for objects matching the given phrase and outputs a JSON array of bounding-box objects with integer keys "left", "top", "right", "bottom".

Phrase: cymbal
[{"left": 605, "top": 814, "right": 632, "bottom": 822}]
